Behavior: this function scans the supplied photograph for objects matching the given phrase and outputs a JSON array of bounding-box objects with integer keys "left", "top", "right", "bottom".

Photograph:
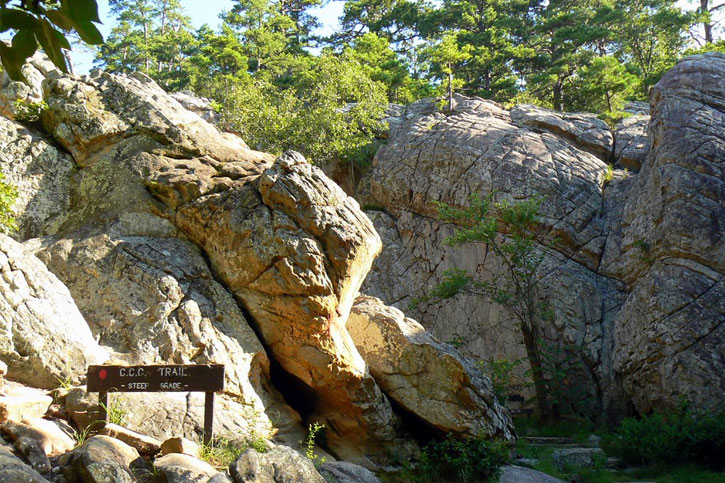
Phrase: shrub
[
  {"left": 611, "top": 405, "right": 725, "bottom": 470},
  {"left": 412, "top": 434, "right": 509, "bottom": 482}
]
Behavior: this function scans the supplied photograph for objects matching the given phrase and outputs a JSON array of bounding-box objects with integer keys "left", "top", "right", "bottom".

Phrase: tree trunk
[
  {"left": 521, "top": 324, "right": 553, "bottom": 422},
  {"left": 448, "top": 64, "right": 454, "bottom": 114},
  {"left": 553, "top": 79, "right": 564, "bottom": 112},
  {"left": 702, "top": 0, "right": 714, "bottom": 44}
]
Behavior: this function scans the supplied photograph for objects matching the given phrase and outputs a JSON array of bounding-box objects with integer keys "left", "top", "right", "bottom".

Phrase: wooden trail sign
[{"left": 87, "top": 364, "right": 224, "bottom": 445}]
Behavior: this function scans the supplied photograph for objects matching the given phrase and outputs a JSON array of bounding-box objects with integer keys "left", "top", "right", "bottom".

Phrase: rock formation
[
  {"left": 0, "top": 52, "right": 512, "bottom": 466},
  {"left": 360, "top": 53, "right": 725, "bottom": 417}
]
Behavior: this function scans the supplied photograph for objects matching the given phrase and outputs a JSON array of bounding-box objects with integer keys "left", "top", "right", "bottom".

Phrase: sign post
[{"left": 87, "top": 364, "right": 224, "bottom": 445}]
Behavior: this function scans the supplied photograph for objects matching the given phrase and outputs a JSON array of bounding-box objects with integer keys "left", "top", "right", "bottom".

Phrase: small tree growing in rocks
[{"left": 415, "top": 192, "right": 561, "bottom": 421}]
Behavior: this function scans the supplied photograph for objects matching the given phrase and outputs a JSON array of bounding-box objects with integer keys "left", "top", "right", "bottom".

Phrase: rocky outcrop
[
  {"left": 360, "top": 94, "right": 626, "bottom": 416},
  {"left": 0, "top": 116, "right": 74, "bottom": 241},
  {"left": 612, "top": 52, "right": 725, "bottom": 413},
  {"left": 613, "top": 103, "right": 649, "bottom": 171},
  {"left": 510, "top": 104, "right": 614, "bottom": 161},
  {"left": 0, "top": 53, "right": 519, "bottom": 466},
  {"left": 348, "top": 295, "right": 514, "bottom": 441},
  {"left": 359, "top": 52, "right": 725, "bottom": 417},
  {"left": 0, "top": 234, "right": 108, "bottom": 389},
  {"left": 170, "top": 91, "right": 220, "bottom": 124}
]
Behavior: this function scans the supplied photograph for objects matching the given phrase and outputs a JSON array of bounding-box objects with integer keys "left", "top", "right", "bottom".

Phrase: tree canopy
[{"left": 31, "top": 0, "right": 706, "bottom": 165}]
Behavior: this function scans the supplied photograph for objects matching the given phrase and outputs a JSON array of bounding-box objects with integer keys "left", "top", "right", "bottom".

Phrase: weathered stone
[
  {"left": 1, "top": 418, "right": 75, "bottom": 455},
  {"left": 348, "top": 295, "right": 514, "bottom": 442},
  {"left": 99, "top": 423, "right": 161, "bottom": 456},
  {"left": 0, "top": 235, "right": 108, "bottom": 389},
  {"left": 65, "top": 435, "right": 141, "bottom": 483},
  {"left": 159, "top": 436, "right": 199, "bottom": 458},
  {"left": 170, "top": 91, "right": 220, "bottom": 124},
  {"left": 0, "top": 51, "right": 56, "bottom": 119},
  {"left": 613, "top": 113, "right": 649, "bottom": 171},
  {"left": 177, "top": 152, "right": 409, "bottom": 463},
  {"left": 14, "top": 436, "right": 50, "bottom": 475},
  {"left": 612, "top": 52, "right": 725, "bottom": 413},
  {"left": 0, "top": 444, "right": 49, "bottom": 482},
  {"left": 510, "top": 103, "right": 614, "bottom": 161},
  {"left": 552, "top": 448, "right": 605, "bottom": 470},
  {"left": 0, "top": 116, "right": 74, "bottom": 240},
  {"left": 154, "top": 453, "right": 218, "bottom": 483},
  {"left": 0, "top": 383, "right": 52, "bottom": 424},
  {"left": 318, "top": 461, "right": 382, "bottom": 483},
  {"left": 497, "top": 465, "right": 565, "bottom": 483},
  {"left": 229, "top": 445, "right": 325, "bottom": 483}
]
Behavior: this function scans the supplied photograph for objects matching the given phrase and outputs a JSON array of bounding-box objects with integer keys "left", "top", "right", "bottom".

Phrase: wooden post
[
  {"left": 98, "top": 391, "right": 108, "bottom": 428},
  {"left": 203, "top": 391, "right": 214, "bottom": 446}
]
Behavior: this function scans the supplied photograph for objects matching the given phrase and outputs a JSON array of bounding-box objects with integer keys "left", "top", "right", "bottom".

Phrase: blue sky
[{"left": 70, "top": 0, "right": 345, "bottom": 74}]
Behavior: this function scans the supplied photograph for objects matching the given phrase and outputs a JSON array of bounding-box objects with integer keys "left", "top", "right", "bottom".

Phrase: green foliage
[
  {"left": 215, "top": 53, "right": 387, "bottom": 166},
  {"left": 0, "top": 0, "right": 103, "bottom": 80},
  {"left": 304, "top": 422, "right": 327, "bottom": 466},
  {"left": 199, "top": 435, "right": 267, "bottom": 467},
  {"left": 13, "top": 98, "right": 48, "bottom": 122},
  {"left": 477, "top": 357, "right": 528, "bottom": 405},
  {"left": 0, "top": 172, "right": 18, "bottom": 234},
  {"left": 612, "top": 406, "right": 725, "bottom": 470},
  {"left": 410, "top": 433, "right": 508, "bottom": 482},
  {"left": 423, "top": 192, "right": 575, "bottom": 420},
  {"left": 100, "top": 397, "right": 127, "bottom": 426}
]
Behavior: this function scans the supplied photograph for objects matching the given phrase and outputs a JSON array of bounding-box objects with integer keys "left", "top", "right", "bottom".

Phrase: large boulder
[
  {"left": 0, "top": 234, "right": 108, "bottom": 388},
  {"left": 348, "top": 295, "right": 514, "bottom": 442}
]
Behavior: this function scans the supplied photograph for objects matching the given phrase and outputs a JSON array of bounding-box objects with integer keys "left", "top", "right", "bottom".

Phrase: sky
[{"left": 69, "top": 0, "right": 346, "bottom": 74}]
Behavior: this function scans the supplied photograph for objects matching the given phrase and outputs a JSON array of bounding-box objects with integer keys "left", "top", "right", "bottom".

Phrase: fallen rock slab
[
  {"left": 154, "top": 453, "right": 218, "bottom": 483},
  {"left": 229, "top": 445, "right": 325, "bottom": 483},
  {"left": 99, "top": 423, "right": 161, "bottom": 456},
  {"left": 14, "top": 436, "right": 51, "bottom": 475},
  {"left": 552, "top": 448, "right": 605, "bottom": 470},
  {"left": 159, "top": 436, "right": 199, "bottom": 458},
  {"left": 0, "top": 383, "right": 52, "bottom": 424},
  {"left": 0, "top": 234, "right": 108, "bottom": 389},
  {"left": 498, "top": 465, "right": 565, "bottom": 483},
  {"left": 348, "top": 295, "right": 514, "bottom": 441},
  {"left": 319, "top": 461, "right": 382, "bottom": 483},
  {"left": 2, "top": 417, "right": 74, "bottom": 454}
]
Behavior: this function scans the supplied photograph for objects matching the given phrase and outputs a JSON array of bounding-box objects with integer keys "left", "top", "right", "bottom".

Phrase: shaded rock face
[
  {"left": 0, "top": 234, "right": 108, "bottom": 389},
  {"left": 612, "top": 52, "right": 725, "bottom": 413},
  {"left": 359, "top": 52, "right": 725, "bottom": 417},
  {"left": 360, "top": 95, "right": 628, "bottom": 416}
]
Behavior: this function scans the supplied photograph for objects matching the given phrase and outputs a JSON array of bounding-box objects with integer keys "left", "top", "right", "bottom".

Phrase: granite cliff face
[
  {"left": 0, "top": 53, "right": 513, "bottom": 467},
  {"left": 360, "top": 52, "right": 725, "bottom": 417}
]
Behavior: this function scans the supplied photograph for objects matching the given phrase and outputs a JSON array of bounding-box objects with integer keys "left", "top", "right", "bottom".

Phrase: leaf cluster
[
  {"left": 0, "top": 0, "right": 103, "bottom": 80},
  {"left": 410, "top": 433, "right": 509, "bottom": 482},
  {"left": 612, "top": 405, "right": 725, "bottom": 470}
]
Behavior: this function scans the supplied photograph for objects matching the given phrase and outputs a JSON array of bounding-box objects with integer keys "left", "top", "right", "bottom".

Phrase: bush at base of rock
[
  {"left": 405, "top": 434, "right": 509, "bottom": 482},
  {"left": 611, "top": 406, "right": 725, "bottom": 470}
]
